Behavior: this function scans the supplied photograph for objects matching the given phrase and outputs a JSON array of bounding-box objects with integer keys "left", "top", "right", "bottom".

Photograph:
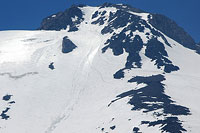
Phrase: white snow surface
[
  {"left": 52, "top": 15, "right": 56, "bottom": 18},
  {"left": 0, "top": 6, "right": 199, "bottom": 133}
]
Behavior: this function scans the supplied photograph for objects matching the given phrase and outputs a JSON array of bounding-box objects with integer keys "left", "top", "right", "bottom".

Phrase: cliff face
[
  {"left": 38, "top": 5, "right": 84, "bottom": 31},
  {"left": 149, "top": 14, "right": 196, "bottom": 49}
]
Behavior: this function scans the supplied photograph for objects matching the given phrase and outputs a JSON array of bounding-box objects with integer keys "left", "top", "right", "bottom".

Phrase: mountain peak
[
  {"left": 38, "top": 3, "right": 199, "bottom": 53},
  {"left": 0, "top": 3, "right": 200, "bottom": 133}
]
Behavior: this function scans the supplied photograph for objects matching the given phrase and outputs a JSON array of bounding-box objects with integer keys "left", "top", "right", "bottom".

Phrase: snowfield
[{"left": 0, "top": 6, "right": 199, "bottom": 133}]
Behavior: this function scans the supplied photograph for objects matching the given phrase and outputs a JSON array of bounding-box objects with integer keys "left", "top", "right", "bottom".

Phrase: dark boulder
[
  {"left": 49, "top": 62, "right": 55, "bottom": 70},
  {"left": 2, "top": 95, "right": 12, "bottom": 101},
  {"left": 62, "top": 36, "right": 77, "bottom": 53}
]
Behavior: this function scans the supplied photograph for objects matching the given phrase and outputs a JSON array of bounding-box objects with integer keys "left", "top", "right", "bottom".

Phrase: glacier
[{"left": 0, "top": 3, "right": 200, "bottom": 133}]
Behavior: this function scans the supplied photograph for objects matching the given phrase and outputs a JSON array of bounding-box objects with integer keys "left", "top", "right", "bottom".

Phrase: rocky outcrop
[
  {"left": 38, "top": 5, "right": 84, "bottom": 31},
  {"left": 149, "top": 14, "right": 196, "bottom": 50},
  {"left": 62, "top": 36, "right": 77, "bottom": 53}
]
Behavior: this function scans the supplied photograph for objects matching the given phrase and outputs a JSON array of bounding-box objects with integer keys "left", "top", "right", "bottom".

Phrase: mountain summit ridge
[{"left": 39, "top": 3, "right": 199, "bottom": 53}]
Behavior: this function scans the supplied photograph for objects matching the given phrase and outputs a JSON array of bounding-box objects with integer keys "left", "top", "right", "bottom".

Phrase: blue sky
[{"left": 0, "top": 0, "right": 199, "bottom": 42}]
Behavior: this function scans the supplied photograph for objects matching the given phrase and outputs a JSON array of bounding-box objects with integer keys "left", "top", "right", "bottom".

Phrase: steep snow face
[{"left": 0, "top": 5, "right": 200, "bottom": 133}]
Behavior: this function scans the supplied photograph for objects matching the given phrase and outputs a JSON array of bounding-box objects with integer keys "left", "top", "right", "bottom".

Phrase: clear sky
[{"left": 0, "top": 0, "right": 199, "bottom": 42}]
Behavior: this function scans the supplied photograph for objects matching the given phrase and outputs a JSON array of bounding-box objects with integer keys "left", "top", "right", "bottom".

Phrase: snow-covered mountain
[{"left": 0, "top": 3, "right": 200, "bottom": 133}]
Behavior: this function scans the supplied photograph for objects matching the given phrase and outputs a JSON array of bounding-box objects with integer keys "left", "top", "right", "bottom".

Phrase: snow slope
[{"left": 0, "top": 5, "right": 199, "bottom": 133}]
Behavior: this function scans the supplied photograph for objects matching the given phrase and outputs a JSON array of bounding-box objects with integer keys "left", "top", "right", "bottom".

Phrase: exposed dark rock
[
  {"left": 38, "top": 3, "right": 198, "bottom": 53},
  {"left": 197, "top": 43, "right": 200, "bottom": 54},
  {"left": 91, "top": 10, "right": 107, "bottom": 25},
  {"left": 36, "top": 4, "right": 197, "bottom": 132},
  {"left": 113, "top": 69, "right": 125, "bottom": 79},
  {"left": 110, "top": 125, "right": 116, "bottom": 130},
  {"left": 91, "top": 11, "right": 106, "bottom": 26},
  {"left": 149, "top": 14, "right": 196, "bottom": 50},
  {"left": 97, "top": 10, "right": 179, "bottom": 78},
  {"left": 93, "top": 3, "right": 199, "bottom": 53},
  {"left": 145, "top": 37, "right": 179, "bottom": 73},
  {"left": 109, "top": 74, "right": 190, "bottom": 133},
  {"left": 142, "top": 117, "right": 187, "bottom": 133},
  {"left": 62, "top": 36, "right": 77, "bottom": 53},
  {"left": 9, "top": 101, "right": 15, "bottom": 104},
  {"left": 49, "top": 62, "right": 55, "bottom": 70},
  {"left": 1, "top": 95, "right": 15, "bottom": 120},
  {"left": 133, "top": 127, "right": 140, "bottom": 133},
  {"left": 38, "top": 5, "right": 84, "bottom": 31},
  {"left": 0, "top": 108, "right": 10, "bottom": 120},
  {"left": 2, "top": 95, "right": 12, "bottom": 101},
  {"left": 95, "top": 3, "right": 197, "bottom": 52},
  {"left": 92, "top": 11, "right": 99, "bottom": 19}
]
